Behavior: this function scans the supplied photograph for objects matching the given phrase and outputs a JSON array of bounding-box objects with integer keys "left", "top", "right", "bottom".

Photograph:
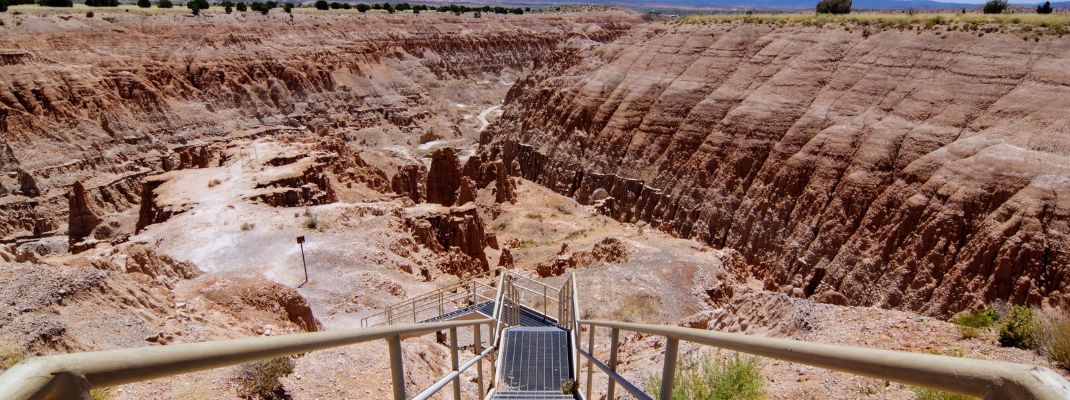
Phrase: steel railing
[
  {"left": 0, "top": 319, "right": 493, "bottom": 400},
  {"left": 577, "top": 319, "right": 1070, "bottom": 400},
  {"left": 362, "top": 267, "right": 562, "bottom": 328}
]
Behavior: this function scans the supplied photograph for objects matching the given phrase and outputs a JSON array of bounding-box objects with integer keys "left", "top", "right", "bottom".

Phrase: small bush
[
  {"left": 313, "top": 0, "right": 326, "bottom": 9},
  {"left": 952, "top": 308, "right": 999, "bottom": 339},
  {"left": 999, "top": 306, "right": 1040, "bottom": 349},
  {"left": 983, "top": 0, "right": 1008, "bottom": 14},
  {"left": 240, "top": 222, "right": 254, "bottom": 231},
  {"left": 525, "top": 212, "right": 543, "bottom": 221},
  {"left": 646, "top": 352, "right": 765, "bottom": 400},
  {"left": 560, "top": 378, "right": 578, "bottom": 394},
  {"left": 234, "top": 357, "right": 295, "bottom": 399},
  {"left": 85, "top": 11, "right": 93, "bottom": 17},
  {"left": 157, "top": 0, "right": 173, "bottom": 8},
  {"left": 1041, "top": 311, "right": 1070, "bottom": 370},
  {"left": 816, "top": 0, "right": 851, "bottom": 14},
  {"left": 911, "top": 386, "right": 974, "bottom": 400},
  {"left": 0, "top": 0, "right": 9, "bottom": 12},
  {"left": 303, "top": 215, "right": 320, "bottom": 230},
  {"left": 89, "top": 388, "right": 114, "bottom": 400},
  {"left": 137, "top": 0, "right": 149, "bottom": 7}
]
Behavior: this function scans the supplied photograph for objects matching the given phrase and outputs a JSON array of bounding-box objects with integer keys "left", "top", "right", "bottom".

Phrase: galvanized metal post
[
  {"left": 586, "top": 324, "right": 595, "bottom": 400},
  {"left": 660, "top": 337, "right": 679, "bottom": 400},
  {"left": 387, "top": 334, "right": 406, "bottom": 400},
  {"left": 449, "top": 327, "right": 461, "bottom": 400},
  {"left": 412, "top": 301, "right": 417, "bottom": 323},
  {"left": 474, "top": 324, "right": 485, "bottom": 396},
  {"left": 607, "top": 328, "right": 620, "bottom": 399}
]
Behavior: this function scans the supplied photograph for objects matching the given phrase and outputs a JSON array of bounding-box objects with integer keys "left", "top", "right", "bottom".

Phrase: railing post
[
  {"left": 439, "top": 291, "right": 444, "bottom": 316},
  {"left": 388, "top": 334, "right": 406, "bottom": 400},
  {"left": 412, "top": 301, "right": 417, "bottom": 323},
  {"left": 660, "top": 337, "right": 679, "bottom": 400},
  {"left": 450, "top": 327, "right": 461, "bottom": 400},
  {"left": 474, "top": 323, "right": 485, "bottom": 397},
  {"left": 586, "top": 324, "right": 595, "bottom": 400},
  {"left": 607, "top": 328, "right": 620, "bottom": 399},
  {"left": 543, "top": 285, "right": 548, "bottom": 319}
]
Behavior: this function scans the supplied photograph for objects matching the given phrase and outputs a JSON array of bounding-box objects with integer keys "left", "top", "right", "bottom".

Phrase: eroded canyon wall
[
  {"left": 0, "top": 12, "right": 638, "bottom": 242},
  {"left": 481, "top": 23, "right": 1070, "bottom": 316}
]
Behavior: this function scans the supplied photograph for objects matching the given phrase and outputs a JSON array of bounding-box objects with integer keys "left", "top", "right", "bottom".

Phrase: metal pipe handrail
[
  {"left": 368, "top": 282, "right": 499, "bottom": 327},
  {"left": 0, "top": 319, "right": 493, "bottom": 400},
  {"left": 412, "top": 344, "right": 497, "bottom": 400},
  {"left": 361, "top": 269, "right": 504, "bottom": 327},
  {"left": 380, "top": 290, "right": 497, "bottom": 326},
  {"left": 580, "top": 320, "right": 1070, "bottom": 400},
  {"left": 577, "top": 348, "right": 652, "bottom": 400}
]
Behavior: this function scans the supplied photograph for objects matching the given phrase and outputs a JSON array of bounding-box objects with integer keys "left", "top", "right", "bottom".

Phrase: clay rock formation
[
  {"left": 483, "top": 23, "right": 1070, "bottom": 316},
  {"left": 68, "top": 182, "right": 102, "bottom": 250},
  {"left": 461, "top": 155, "right": 517, "bottom": 204},
  {"left": 252, "top": 160, "right": 338, "bottom": 208},
  {"left": 536, "top": 237, "right": 632, "bottom": 277},
  {"left": 135, "top": 174, "right": 190, "bottom": 234},
  {"left": 0, "top": 12, "right": 638, "bottom": 245},
  {"left": 317, "top": 139, "right": 390, "bottom": 192},
  {"left": 426, "top": 148, "right": 463, "bottom": 206},
  {"left": 456, "top": 177, "right": 477, "bottom": 205},
  {"left": 406, "top": 204, "right": 491, "bottom": 276},
  {"left": 498, "top": 248, "right": 515, "bottom": 268},
  {"left": 192, "top": 274, "right": 320, "bottom": 333},
  {"left": 392, "top": 164, "right": 427, "bottom": 203}
]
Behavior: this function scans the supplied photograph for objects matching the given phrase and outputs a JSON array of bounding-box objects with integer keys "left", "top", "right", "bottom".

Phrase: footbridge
[{"left": 1, "top": 267, "right": 1068, "bottom": 400}]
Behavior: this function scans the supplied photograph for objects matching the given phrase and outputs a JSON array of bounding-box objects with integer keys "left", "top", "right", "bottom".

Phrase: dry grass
[
  {"left": 645, "top": 352, "right": 766, "bottom": 400},
  {"left": 680, "top": 12, "right": 1070, "bottom": 35},
  {"left": 1041, "top": 310, "right": 1070, "bottom": 370},
  {"left": 607, "top": 293, "right": 659, "bottom": 323},
  {"left": 0, "top": 340, "right": 26, "bottom": 372},
  {"left": 234, "top": 357, "right": 295, "bottom": 399}
]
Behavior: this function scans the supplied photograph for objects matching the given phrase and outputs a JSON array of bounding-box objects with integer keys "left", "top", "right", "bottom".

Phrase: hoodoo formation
[{"left": 0, "top": 4, "right": 1068, "bottom": 399}]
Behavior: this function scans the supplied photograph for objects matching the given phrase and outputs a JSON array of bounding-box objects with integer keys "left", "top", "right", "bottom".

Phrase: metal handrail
[
  {"left": 579, "top": 320, "right": 1070, "bottom": 400},
  {"left": 361, "top": 268, "right": 504, "bottom": 327},
  {"left": 0, "top": 319, "right": 492, "bottom": 400}
]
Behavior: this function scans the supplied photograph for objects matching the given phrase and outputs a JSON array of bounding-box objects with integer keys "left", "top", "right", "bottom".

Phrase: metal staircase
[{"left": 2, "top": 266, "right": 1069, "bottom": 400}]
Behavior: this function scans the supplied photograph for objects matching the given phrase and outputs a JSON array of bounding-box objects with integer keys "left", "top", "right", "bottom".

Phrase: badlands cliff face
[
  {"left": 481, "top": 22, "right": 1070, "bottom": 316},
  {"left": 0, "top": 12, "right": 636, "bottom": 245}
]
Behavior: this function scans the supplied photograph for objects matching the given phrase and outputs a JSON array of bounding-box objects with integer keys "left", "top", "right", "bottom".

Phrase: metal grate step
[
  {"left": 489, "top": 390, "right": 576, "bottom": 399},
  {"left": 499, "top": 327, "right": 572, "bottom": 392},
  {"left": 421, "top": 301, "right": 558, "bottom": 327}
]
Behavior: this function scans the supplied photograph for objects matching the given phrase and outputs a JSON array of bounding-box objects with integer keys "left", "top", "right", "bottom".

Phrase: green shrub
[
  {"left": 234, "top": 357, "right": 295, "bottom": 399},
  {"left": 816, "top": 0, "right": 851, "bottom": 14},
  {"left": 303, "top": 215, "right": 320, "bottom": 230},
  {"left": 157, "top": 0, "right": 173, "bottom": 8},
  {"left": 313, "top": 0, "right": 326, "bottom": 9},
  {"left": 952, "top": 308, "right": 999, "bottom": 338},
  {"left": 0, "top": 0, "right": 7, "bottom": 13},
  {"left": 235, "top": 1, "right": 245, "bottom": 11},
  {"left": 646, "top": 353, "right": 765, "bottom": 400},
  {"left": 911, "top": 386, "right": 975, "bottom": 400},
  {"left": 1037, "top": 1, "right": 1053, "bottom": 14},
  {"left": 999, "top": 306, "right": 1040, "bottom": 349},
  {"left": 608, "top": 294, "right": 659, "bottom": 323},
  {"left": 983, "top": 0, "right": 1008, "bottom": 14},
  {"left": 89, "top": 388, "right": 114, "bottom": 400},
  {"left": 240, "top": 222, "right": 254, "bottom": 231}
]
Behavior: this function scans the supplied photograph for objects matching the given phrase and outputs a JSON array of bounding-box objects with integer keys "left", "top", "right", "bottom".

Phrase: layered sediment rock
[
  {"left": 0, "top": 12, "right": 638, "bottom": 243},
  {"left": 406, "top": 204, "right": 491, "bottom": 276},
  {"left": 426, "top": 148, "right": 463, "bottom": 206},
  {"left": 67, "top": 182, "right": 102, "bottom": 250},
  {"left": 482, "top": 23, "right": 1070, "bottom": 315},
  {"left": 392, "top": 164, "right": 427, "bottom": 203}
]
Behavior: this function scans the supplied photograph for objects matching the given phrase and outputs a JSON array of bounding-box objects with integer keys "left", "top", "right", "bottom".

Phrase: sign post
[{"left": 296, "top": 236, "right": 308, "bottom": 288}]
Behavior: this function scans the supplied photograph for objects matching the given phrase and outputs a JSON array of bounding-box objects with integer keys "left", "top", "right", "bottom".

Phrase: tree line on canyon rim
[{"left": 814, "top": 0, "right": 1056, "bottom": 14}]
